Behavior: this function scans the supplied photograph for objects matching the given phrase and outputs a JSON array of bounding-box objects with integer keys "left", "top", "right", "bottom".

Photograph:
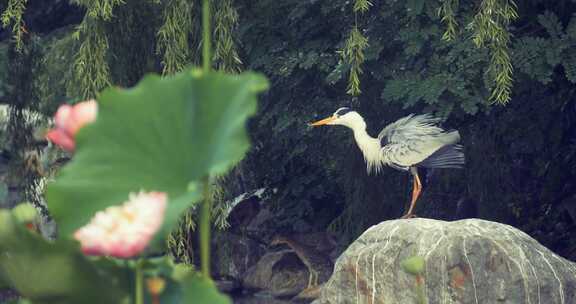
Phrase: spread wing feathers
[{"left": 378, "top": 114, "right": 462, "bottom": 168}]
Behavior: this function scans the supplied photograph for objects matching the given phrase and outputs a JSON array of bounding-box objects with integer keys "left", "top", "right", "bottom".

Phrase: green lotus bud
[
  {"left": 11, "top": 203, "right": 38, "bottom": 223},
  {"left": 401, "top": 256, "right": 425, "bottom": 275}
]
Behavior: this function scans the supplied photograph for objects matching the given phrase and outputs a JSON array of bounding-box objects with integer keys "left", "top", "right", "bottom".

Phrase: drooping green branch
[
  {"left": 342, "top": 0, "right": 371, "bottom": 97},
  {"left": 470, "top": 0, "right": 518, "bottom": 104},
  {"left": 353, "top": 0, "right": 371, "bottom": 14},
  {"left": 213, "top": 0, "right": 242, "bottom": 73},
  {"left": 1, "top": 0, "right": 28, "bottom": 52},
  {"left": 438, "top": 0, "right": 459, "bottom": 41},
  {"left": 343, "top": 26, "right": 369, "bottom": 96},
  {"left": 68, "top": 16, "right": 112, "bottom": 99},
  {"left": 156, "top": 0, "right": 194, "bottom": 75},
  {"left": 70, "top": 0, "right": 125, "bottom": 21},
  {"left": 67, "top": 0, "right": 130, "bottom": 99}
]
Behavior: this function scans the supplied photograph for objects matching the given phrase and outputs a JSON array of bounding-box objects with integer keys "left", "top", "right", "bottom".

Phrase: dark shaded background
[{"left": 1, "top": 0, "right": 575, "bottom": 260}]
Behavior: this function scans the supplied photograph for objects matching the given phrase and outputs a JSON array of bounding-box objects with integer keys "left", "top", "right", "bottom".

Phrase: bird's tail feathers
[{"left": 419, "top": 144, "right": 465, "bottom": 169}]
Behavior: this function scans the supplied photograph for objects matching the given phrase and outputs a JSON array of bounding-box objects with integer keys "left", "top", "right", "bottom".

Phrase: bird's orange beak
[{"left": 309, "top": 116, "right": 335, "bottom": 126}]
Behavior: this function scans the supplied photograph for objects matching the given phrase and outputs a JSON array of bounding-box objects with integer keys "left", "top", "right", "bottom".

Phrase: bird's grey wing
[{"left": 378, "top": 114, "right": 460, "bottom": 167}]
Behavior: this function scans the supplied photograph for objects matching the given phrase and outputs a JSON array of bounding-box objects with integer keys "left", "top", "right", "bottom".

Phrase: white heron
[{"left": 309, "top": 107, "right": 465, "bottom": 218}]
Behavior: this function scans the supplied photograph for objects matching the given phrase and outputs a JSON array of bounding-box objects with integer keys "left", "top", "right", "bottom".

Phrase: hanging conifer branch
[
  {"left": 1, "top": 0, "right": 28, "bottom": 52},
  {"left": 213, "top": 0, "right": 242, "bottom": 73},
  {"left": 342, "top": 0, "right": 371, "bottom": 97},
  {"left": 438, "top": 0, "right": 459, "bottom": 41},
  {"left": 156, "top": 0, "right": 194, "bottom": 75},
  {"left": 470, "top": 0, "right": 518, "bottom": 104}
]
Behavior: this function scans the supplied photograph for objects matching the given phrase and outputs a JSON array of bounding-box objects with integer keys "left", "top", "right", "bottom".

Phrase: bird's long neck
[{"left": 350, "top": 123, "right": 382, "bottom": 174}]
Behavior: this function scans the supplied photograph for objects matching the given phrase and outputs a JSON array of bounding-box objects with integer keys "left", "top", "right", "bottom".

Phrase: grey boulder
[{"left": 314, "top": 219, "right": 576, "bottom": 304}]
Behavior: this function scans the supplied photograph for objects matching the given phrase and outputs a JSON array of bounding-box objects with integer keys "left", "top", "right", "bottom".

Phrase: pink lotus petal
[
  {"left": 54, "top": 104, "right": 73, "bottom": 130},
  {"left": 68, "top": 100, "right": 98, "bottom": 135},
  {"left": 46, "top": 100, "right": 98, "bottom": 152},
  {"left": 46, "top": 129, "right": 75, "bottom": 152},
  {"left": 74, "top": 191, "right": 168, "bottom": 258}
]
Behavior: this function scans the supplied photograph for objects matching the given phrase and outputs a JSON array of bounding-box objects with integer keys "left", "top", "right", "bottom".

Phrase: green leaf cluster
[{"left": 513, "top": 11, "right": 576, "bottom": 84}]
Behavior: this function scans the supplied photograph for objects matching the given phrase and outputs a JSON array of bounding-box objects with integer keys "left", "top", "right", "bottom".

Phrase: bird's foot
[{"left": 400, "top": 213, "right": 417, "bottom": 219}]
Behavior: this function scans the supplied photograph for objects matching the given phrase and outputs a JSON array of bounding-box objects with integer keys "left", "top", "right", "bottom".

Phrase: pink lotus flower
[
  {"left": 74, "top": 191, "right": 168, "bottom": 258},
  {"left": 46, "top": 99, "right": 98, "bottom": 152}
]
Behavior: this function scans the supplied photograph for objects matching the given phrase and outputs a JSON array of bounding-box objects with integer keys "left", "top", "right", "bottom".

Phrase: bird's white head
[{"left": 309, "top": 107, "right": 366, "bottom": 130}]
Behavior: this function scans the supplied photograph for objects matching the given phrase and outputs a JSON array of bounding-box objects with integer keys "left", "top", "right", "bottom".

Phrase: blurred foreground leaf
[
  {"left": 139, "top": 258, "right": 230, "bottom": 304},
  {"left": 0, "top": 211, "right": 129, "bottom": 304},
  {"left": 181, "top": 273, "right": 231, "bottom": 304},
  {"left": 47, "top": 68, "right": 268, "bottom": 247}
]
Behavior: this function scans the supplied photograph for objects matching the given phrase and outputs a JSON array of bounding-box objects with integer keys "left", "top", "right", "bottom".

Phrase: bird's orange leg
[{"left": 401, "top": 168, "right": 422, "bottom": 219}]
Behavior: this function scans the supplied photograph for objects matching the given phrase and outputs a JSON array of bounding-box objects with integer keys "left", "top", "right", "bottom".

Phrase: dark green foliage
[
  {"left": 1, "top": 0, "right": 575, "bottom": 259},
  {"left": 513, "top": 11, "right": 576, "bottom": 85},
  {"left": 33, "top": 27, "right": 79, "bottom": 113},
  {"left": 3, "top": 36, "right": 48, "bottom": 214},
  {"left": 232, "top": 0, "right": 576, "bottom": 252},
  {"left": 105, "top": 0, "right": 159, "bottom": 86}
]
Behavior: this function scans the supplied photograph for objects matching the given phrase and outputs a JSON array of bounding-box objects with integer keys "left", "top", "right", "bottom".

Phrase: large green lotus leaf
[
  {"left": 47, "top": 69, "right": 268, "bottom": 240},
  {"left": 0, "top": 211, "right": 129, "bottom": 304},
  {"left": 139, "top": 273, "right": 230, "bottom": 304},
  {"left": 138, "top": 258, "right": 230, "bottom": 304},
  {"left": 0, "top": 270, "right": 9, "bottom": 289},
  {"left": 181, "top": 273, "right": 231, "bottom": 304}
]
